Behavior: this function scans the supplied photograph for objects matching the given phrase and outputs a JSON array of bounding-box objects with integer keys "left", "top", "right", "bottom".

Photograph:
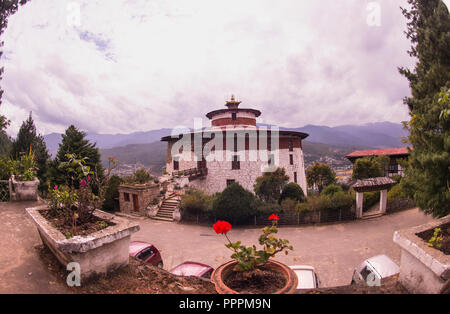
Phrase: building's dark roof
[
  {"left": 205, "top": 108, "right": 262, "bottom": 120},
  {"left": 161, "top": 127, "right": 309, "bottom": 142},
  {"left": 346, "top": 147, "right": 410, "bottom": 159},
  {"left": 351, "top": 177, "right": 397, "bottom": 192}
]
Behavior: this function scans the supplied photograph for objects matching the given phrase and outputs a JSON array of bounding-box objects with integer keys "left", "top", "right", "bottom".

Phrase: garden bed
[
  {"left": 416, "top": 222, "right": 450, "bottom": 255},
  {"left": 40, "top": 209, "right": 115, "bottom": 238}
]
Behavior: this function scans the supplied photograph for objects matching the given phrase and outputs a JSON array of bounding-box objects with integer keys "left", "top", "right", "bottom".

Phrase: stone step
[
  {"left": 158, "top": 210, "right": 174, "bottom": 215},
  {"left": 162, "top": 205, "right": 178, "bottom": 208},
  {"left": 362, "top": 212, "right": 383, "bottom": 220},
  {"left": 157, "top": 211, "right": 174, "bottom": 217},
  {"left": 151, "top": 216, "right": 174, "bottom": 222}
]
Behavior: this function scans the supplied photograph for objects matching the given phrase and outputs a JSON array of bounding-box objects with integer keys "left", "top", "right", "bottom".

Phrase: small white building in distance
[{"left": 161, "top": 96, "right": 309, "bottom": 195}]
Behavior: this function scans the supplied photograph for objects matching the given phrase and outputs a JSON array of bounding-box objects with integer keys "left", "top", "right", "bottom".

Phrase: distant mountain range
[{"left": 43, "top": 122, "right": 409, "bottom": 172}]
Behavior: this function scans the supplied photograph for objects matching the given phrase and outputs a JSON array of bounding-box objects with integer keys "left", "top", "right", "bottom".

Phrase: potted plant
[
  {"left": 26, "top": 154, "right": 139, "bottom": 282},
  {"left": 211, "top": 214, "right": 298, "bottom": 294},
  {"left": 10, "top": 147, "right": 40, "bottom": 201}
]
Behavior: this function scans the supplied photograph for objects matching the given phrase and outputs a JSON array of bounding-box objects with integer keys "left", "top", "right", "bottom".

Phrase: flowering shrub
[
  {"left": 214, "top": 214, "right": 293, "bottom": 271},
  {"left": 48, "top": 154, "right": 117, "bottom": 236}
]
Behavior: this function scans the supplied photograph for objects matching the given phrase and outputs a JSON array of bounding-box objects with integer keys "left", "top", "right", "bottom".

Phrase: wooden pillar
[
  {"left": 379, "top": 189, "right": 387, "bottom": 214},
  {"left": 356, "top": 191, "right": 363, "bottom": 219}
]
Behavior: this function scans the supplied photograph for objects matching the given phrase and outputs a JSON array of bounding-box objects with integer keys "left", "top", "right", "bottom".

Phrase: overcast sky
[{"left": 1, "top": 0, "right": 449, "bottom": 137}]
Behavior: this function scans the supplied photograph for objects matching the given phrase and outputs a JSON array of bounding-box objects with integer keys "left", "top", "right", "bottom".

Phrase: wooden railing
[{"left": 173, "top": 167, "right": 208, "bottom": 181}]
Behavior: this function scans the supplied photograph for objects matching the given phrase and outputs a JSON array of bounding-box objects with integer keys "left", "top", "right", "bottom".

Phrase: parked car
[
  {"left": 351, "top": 254, "right": 400, "bottom": 286},
  {"left": 289, "top": 265, "right": 321, "bottom": 290},
  {"left": 129, "top": 241, "right": 163, "bottom": 268},
  {"left": 169, "top": 261, "right": 214, "bottom": 279}
]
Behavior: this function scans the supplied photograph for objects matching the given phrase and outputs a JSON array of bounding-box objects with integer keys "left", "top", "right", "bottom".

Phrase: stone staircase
[
  {"left": 361, "top": 204, "right": 383, "bottom": 220},
  {"left": 152, "top": 194, "right": 180, "bottom": 222}
]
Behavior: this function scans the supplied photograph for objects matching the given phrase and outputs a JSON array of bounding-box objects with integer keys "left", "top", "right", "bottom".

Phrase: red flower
[
  {"left": 54, "top": 185, "right": 58, "bottom": 190},
  {"left": 80, "top": 179, "right": 87, "bottom": 187},
  {"left": 269, "top": 214, "right": 280, "bottom": 221},
  {"left": 213, "top": 220, "right": 232, "bottom": 235}
]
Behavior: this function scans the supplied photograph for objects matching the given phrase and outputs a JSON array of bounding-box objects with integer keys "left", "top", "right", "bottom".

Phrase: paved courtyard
[
  {"left": 0, "top": 201, "right": 435, "bottom": 292},
  {"left": 133, "top": 208, "right": 435, "bottom": 287}
]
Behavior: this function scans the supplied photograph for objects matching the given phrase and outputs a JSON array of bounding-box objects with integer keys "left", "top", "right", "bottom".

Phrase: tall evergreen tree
[
  {"left": 11, "top": 112, "right": 49, "bottom": 191},
  {"left": 49, "top": 125, "right": 104, "bottom": 187},
  {"left": 399, "top": 0, "right": 450, "bottom": 217},
  {"left": 0, "top": 116, "right": 11, "bottom": 155}
]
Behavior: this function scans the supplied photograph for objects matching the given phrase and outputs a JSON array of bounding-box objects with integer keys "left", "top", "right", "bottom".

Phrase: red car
[
  {"left": 169, "top": 261, "right": 214, "bottom": 279},
  {"left": 129, "top": 241, "right": 163, "bottom": 268}
]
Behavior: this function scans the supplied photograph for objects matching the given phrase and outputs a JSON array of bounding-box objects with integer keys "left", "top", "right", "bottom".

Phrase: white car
[
  {"left": 351, "top": 254, "right": 400, "bottom": 286},
  {"left": 289, "top": 265, "right": 320, "bottom": 290}
]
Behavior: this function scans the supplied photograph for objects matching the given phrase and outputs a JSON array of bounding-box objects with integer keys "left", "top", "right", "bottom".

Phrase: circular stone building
[{"left": 161, "top": 96, "right": 309, "bottom": 195}]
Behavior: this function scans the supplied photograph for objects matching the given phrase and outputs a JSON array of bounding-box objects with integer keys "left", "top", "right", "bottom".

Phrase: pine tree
[
  {"left": 0, "top": 116, "right": 12, "bottom": 155},
  {"left": 399, "top": 0, "right": 450, "bottom": 217},
  {"left": 11, "top": 112, "right": 50, "bottom": 192},
  {"left": 49, "top": 125, "right": 104, "bottom": 188}
]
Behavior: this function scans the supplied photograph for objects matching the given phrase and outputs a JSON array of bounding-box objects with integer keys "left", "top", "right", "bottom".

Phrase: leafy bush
[
  {"left": 387, "top": 183, "right": 409, "bottom": 202},
  {"left": 180, "top": 188, "right": 212, "bottom": 216},
  {"left": 213, "top": 182, "right": 256, "bottom": 224},
  {"left": 279, "top": 182, "right": 306, "bottom": 203},
  {"left": 0, "top": 156, "right": 17, "bottom": 180},
  {"left": 102, "top": 175, "right": 123, "bottom": 211},
  {"left": 255, "top": 200, "right": 281, "bottom": 215},
  {"left": 297, "top": 191, "right": 354, "bottom": 212},
  {"left": 254, "top": 168, "right": 289, "bottom": 202},
  {"left": 363, "top": 191, "right": 380, "bottom": 210},
  {"left": 328, "top": 191, "right": 353, "bottom": 211},
  {"left": 133, "top": 169, "right": 152, "bottom": 184},
  {"left": 321, "top": 184, "right": 343, "bottom": 197},
  {"left": 280, "top": 198, "right": 298, "bottom": 213}
]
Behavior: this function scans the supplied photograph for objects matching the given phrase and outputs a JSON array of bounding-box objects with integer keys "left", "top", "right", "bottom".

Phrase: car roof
[
  {"left": 289, "top": 265, "right": 316, "bottom": 289},
  {"left": 129, "top": 241, "right": 153, "bottom": 256},
  {"left": 170, "top": 261, "right": 213, "bottom": 277},
  {"left": 366, "top": 255, "right": 399, "bottom": 278}
]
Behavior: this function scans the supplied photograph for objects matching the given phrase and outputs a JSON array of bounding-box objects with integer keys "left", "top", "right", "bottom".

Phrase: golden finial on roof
[{"left": 225, "top": 94, "right": 241, "bottom": 108}]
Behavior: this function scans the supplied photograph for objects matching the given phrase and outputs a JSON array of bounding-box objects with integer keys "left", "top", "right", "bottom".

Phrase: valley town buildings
[{"left": 161, "top": 96, "right": 309, "bottom": 195}]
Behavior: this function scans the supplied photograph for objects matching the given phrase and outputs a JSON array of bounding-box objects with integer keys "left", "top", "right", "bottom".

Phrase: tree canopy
[
  {"left": 306, "top": 163, "right": 336, "bottom": 193},
  {"left": 351, "top": 155, "right": 389, "bottom": 180},
  {"left": 399, "top": 0, "right": 450, "bottom": 217},
  {"left": 48, "top": 125, "right": 104, "bottom": 188},
  {"left": 11, "top": 112, "right": 49, "bottom": 192},
  {"left": 253, "top": 167, "right": 289, "bottom": 202}
]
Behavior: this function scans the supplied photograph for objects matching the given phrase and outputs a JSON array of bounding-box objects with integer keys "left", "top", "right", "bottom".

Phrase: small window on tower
[
  {"left": 232, "top": 155, "right": 240, "bottom": 170},
  {"left": 173, "top": 159, "right": 179, "bottom": 170},
  {"left": 294, "top": 172, "right": 298, "bottom": 183},
  {"left": 232, "top": 112, "right": 237, "bottom": 121},
  {"left": 227, "top": 179, "right": 235, "bottom": 186},
  {"left": 290, "top": 154, "right": 294, "bottom": 165}
]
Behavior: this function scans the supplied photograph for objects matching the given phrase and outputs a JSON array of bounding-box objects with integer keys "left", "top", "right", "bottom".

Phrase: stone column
[
  {"left": 379, "top": 189, "right": 388, "bottom": 214},
  {"left": 356, "top": 192, "right": 363, "bottom": 219}
]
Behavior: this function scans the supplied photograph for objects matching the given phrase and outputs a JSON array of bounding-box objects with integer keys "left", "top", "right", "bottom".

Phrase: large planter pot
[
  {"left": 26, "top": 205, "right": 140, "bottom": 282},
  {"left": 211, "top": 260, "right": 298, "bottom": 294},
  {"left": 393, "top": 214, "right": 449, "bottom": 294},
  {"left": 10, "top": 175, "right": 39, "bottom": 201}
]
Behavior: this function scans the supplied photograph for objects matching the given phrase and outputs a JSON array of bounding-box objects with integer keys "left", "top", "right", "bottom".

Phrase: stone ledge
[
  {"left": 393, "top": 215, "right": 449, "bottom": 280},
  {"left": 26, "top": 205, "right": 140, "bottom": 253}
]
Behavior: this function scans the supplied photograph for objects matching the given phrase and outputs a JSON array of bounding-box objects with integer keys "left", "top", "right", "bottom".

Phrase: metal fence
[
  {"left": 181, "top": 208, "right": 356, "bottom": 226},
  {"left": 0, "top": 180, "right": 10, "bottom": 202}
]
